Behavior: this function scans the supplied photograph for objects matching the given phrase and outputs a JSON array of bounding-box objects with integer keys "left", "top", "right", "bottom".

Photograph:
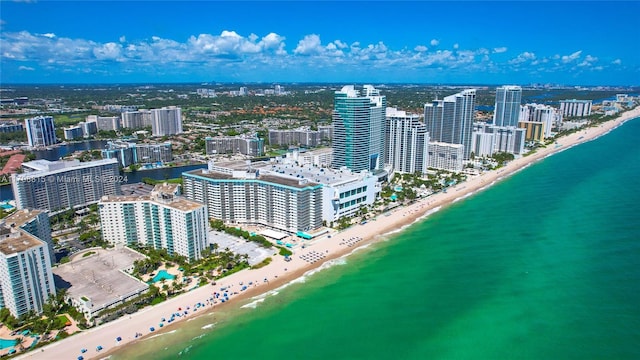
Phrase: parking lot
[{"left": 207, "top": 231, "right": 273, "bottom": 266}]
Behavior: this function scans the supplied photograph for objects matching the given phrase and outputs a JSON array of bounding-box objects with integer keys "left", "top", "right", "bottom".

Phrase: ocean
[{"left": 112, "top": 118, "right": 640, "bottom": 360}]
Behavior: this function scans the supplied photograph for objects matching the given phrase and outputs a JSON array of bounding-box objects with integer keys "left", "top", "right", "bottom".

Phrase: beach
[{"left": 16, "top": 106, "right": 640, "bottom": 360}]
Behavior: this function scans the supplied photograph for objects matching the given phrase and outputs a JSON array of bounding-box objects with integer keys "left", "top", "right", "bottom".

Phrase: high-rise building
[
  {"left": 519, "top": 103, "right": 561, "bottom": 139},
  {"left": 205, "top": 135, "right": 264, "bottom": 156},
  {"left": 332, "top": 85, "right": 386, "bottom": 172},
  {"left": 493, "top": 86, "right": 522, "bottom": 127},
  {"left": 268, "top": 128, "right": 322, "bottom": 148},
  {"left": 474, "top": 123, "right": 526, "bottom": 155},
  {"left": 12, "top": 159, "right": 122, "bottom": 214},
  {"left": 427, "top": 142, "right": 464, "bottom": 172},
  {"left": 151, "top": 106, "right": 182, "bottom": 136},
  {"left": 25, "top": 116, "right": 57, "bottom": 147},
  {"left": 559, "top": 99, "right": 592, "bottom": 117},
  {"left": 101, "top": 141, "right": 172, "bottom": 167},
  {"left": 385, "top": 107, "right": 430, "bottom": 174},
  {"left": 122, "top": 110, "right": 152, "bottom": 129},
  {"left": 183, "top": 165, "right": 324, "bottom": 233},
  {"left": 99, "top": 184, "right": 208, "bottom": 262},
  {"left": 182, "top": 160, "right": 378, "bottom": 231},
  {"left": 0, "top": 211, "right": 55, "bottom": 317},
  {"left": 64, "top": 126, "right": 84, "bottom": 140},
  {"left": 424, "top": 89, "right": 476, "bottom": 160}
]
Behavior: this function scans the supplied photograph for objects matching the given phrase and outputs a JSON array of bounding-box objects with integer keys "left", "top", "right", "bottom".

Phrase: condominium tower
[
  {"left": 0, "top": 211, "right": 55, "bottom": 317},
  {"left": 385, "top": 107, "right": 430, "bottom": 174},
  {"left": 151, "top": 106, "right": 182, "bottom": 136},
  {"left": 25, "top": 116, "right": 57, "bottom": 147},
  {"left": 12, "top": 159, "right": 122, "bottom": 214},
  {"left": 332, "top": 85, "right": 386, "bottom": 172},
  {"left": 99, "top": 184, "right": 208, "bottom": 262},
  {"left": 493, "top": 85, "right": 522, "bottom": 127},
  {"left": 424, "top": 89, "right": 476, "bottom": 160}
]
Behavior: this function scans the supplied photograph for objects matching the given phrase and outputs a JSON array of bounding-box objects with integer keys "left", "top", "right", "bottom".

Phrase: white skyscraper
[
  {"left": 493, "top": 86, "right": 522, "bottom": 127},
  {"left": 151, "top": 106, "right": 182, "bottom": 136},
  {"left": 0, "top": 211, "right": 55, "bottom": 317},
  {"left": 424, "top": 89, "right": 476, "bottom": 160},
  {"left": 25, "top": 116, "right": 57, "bottom": 147},
  {"left": 385, "top": 107, "right": 429, "bottom": 174}
]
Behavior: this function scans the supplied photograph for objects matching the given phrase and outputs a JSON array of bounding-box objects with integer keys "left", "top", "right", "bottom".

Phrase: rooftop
[
  {"left": 1, "top": 208, "right": 45, "bottom": 228},
  {"left": 0, "top": 232, "right": 43, "bottom": 255}
]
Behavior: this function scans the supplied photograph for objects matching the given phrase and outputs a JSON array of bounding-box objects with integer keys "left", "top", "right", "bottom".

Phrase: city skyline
[{"left": 1, "top": 1, "right": 638, "bottom": 85}]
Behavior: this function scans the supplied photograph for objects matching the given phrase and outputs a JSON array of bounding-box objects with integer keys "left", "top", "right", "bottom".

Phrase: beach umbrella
[
  {"left": 159, "top": 323, "right": 164, "bottom": 328},
  {"left": 77, "top": 356, "right": 83, "bottom": 360},
  {"left": 96, "top": 345, "right": 103, "bottom": 351},
  {"left": 81, "top": 348, "right": 87, "bottom": 353},
  {"left": 150, "top": 327, "right": 155, "bottom": 332},
  {"left": 116, "top": 337, "right": 122, "bottom": 342}
]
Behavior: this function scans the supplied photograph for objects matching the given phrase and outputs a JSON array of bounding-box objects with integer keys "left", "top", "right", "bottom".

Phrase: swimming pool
[
  {"left": 150, "top": 270, "right": 175, "bottom": 283},
  {"left": 0, "top": 338, "right": 17, "bottom": 350}
]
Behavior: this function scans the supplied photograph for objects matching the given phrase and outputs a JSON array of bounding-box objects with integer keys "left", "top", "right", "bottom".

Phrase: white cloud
[
  {"left": 493, "top": 47, "right": 507, "bottom": 53},
  {"left": 119, "top": 36, "right": 126, "bottom": 43},
  {"left": 294, "top": 34, "right": 323, "bottom": 55},
  {"left": 41, "top": 33, "right": 56, "bottom": 39},
  {"left": 18, "top": 65, "right": 35, "bottom": 71},
  {"left": 612, "top": 59, "right": 622, "bottom": 65},
  {"left": 93, "top": 42, "right": 122, "bottom": 60},
  {"left": 453, "top": 43, "right": 459, "bottom": 49},
  {"left": 509, "top": 51, "right": 536, "bottom": 64},
  {"left": 414, "top": 45, "right": 428, "bottom": 52},
  {"left": 333, "top": 40, "right": 347, "bottom": 49},
  {"left": 561, "top": 50, "right": 582, "bottom": 63},
  {"left": 430, "top": 39, "right": 439, "bottom": 46}
]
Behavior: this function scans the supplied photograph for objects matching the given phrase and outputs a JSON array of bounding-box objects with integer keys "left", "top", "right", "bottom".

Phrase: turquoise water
[
  {"left": 150, "top": 270, "right": 175, "bottom": 283},
  {"left": 0, "top": 338, "right": 17, "bottom": 350},
  {"left": 114, "top": 118, "right": 640, "bottom": 359}
]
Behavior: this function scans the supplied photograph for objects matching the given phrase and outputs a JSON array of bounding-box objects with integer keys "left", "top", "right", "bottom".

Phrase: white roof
[{"left": 260, "top": 229, "right": 288, "bottom": 240}]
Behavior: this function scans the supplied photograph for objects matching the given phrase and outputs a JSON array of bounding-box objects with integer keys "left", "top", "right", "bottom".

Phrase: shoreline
[{"left": 16, "top": 106, "right": 640, "bottom": 360}]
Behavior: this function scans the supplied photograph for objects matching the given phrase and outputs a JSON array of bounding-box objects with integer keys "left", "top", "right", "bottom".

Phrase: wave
[
  {"left": 143, "top": 329, "right": 177, "bottom": 341},
  {"left": 201, "top": 323, "right": 216, "bottom": 330},
  {"left": 191, "top": 334, "right": 206, "bottom": 341},
  {"left": 241, "top": 298, "right": 265, "bottom": 309},
  {"left": 177, "top": 345, "right": 192, "bottom": 356}
]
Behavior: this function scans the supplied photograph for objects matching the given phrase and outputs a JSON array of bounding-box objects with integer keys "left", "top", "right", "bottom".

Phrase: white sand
[{"left": 17, "top": 106, "right": 640, "bottom": 360}]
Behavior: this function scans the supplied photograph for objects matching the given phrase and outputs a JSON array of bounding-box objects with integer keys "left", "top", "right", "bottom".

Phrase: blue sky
[{"left": 1, "top": 1, "right": 639, "bottom": 85}]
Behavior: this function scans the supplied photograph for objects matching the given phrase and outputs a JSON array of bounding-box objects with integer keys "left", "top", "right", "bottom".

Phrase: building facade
[
  {"left": 332, "top": 85, "right": 386, "bottom": 172},
  {"left": 12, "top": 159, "right": 122, "bottom": 213},
  {"left": 183, "top": 165, "right": 324, "bottom": 233},
  {"left": 268, "top": 128, "right": 322, "bottom": 148},
  {"left": 0, "top": 211, "right": 55, "bottom": 317},
  {"left": 493, "top": 85, "right": 522, "bottom": 127},
  {"left": 121, "top": 110, "right": 152, "bottom": 129},
  {"left": 99, "top": 184, "right": 208, "bottom": 262},
  {"left": 205, "top": 136, "right": 264, "bottom": 156},
  {"left": 559, "top": 99, "right": 592, "bottom": 117},
  {"left": 427, "top": 142, "right": 464, "bottom": 172},
  {"left": 25, "top": 116, "right": 57, "bottom": 147},
  {"left": 424, "top": 89, "right": 476, "bottom": 160},
  {"left": 151, "top": 106, "right": 182, "bottom": 136},
  {"left": 102, "top": 141, "right": 173, "bottom": 167},
  {"left": 385, "top": 107, "right": 430, "bottom": 174}
]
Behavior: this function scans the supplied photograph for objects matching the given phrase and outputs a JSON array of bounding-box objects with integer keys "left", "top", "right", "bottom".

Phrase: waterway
[{"left": 0, "top": 163, "right": 207, "bottom": 201}]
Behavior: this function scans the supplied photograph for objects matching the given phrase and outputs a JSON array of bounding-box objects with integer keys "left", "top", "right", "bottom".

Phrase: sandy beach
[{"left": 16, "top": 106, "right": 640, "bottom": 360}]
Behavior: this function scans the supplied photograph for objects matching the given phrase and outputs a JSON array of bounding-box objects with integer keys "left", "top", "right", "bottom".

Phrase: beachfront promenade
[{"left": 17, "top": 106, "right": 640, "bottom": 360}]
